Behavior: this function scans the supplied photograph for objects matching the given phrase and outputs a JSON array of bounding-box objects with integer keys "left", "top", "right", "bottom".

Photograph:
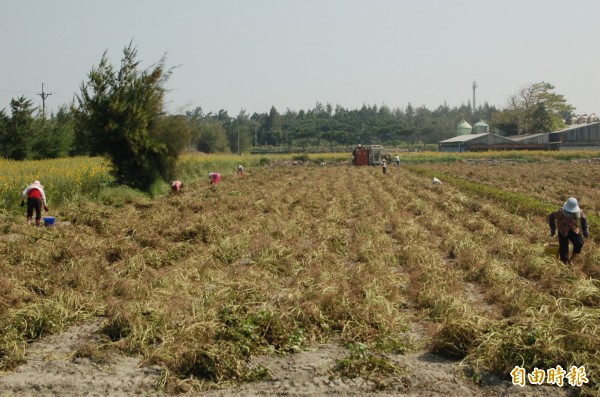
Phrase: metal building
[
  {"left": 438, "top": 133, "right": 514, "bottom": 152},
  {"left": 558, "top": 121, "right": 600, "bottom": 149},
  {"left": 508, "top": 132, "right": 560, "bottom": 150},
  {"left": 508, "top": 132, "right": 550, "bottom": 144},
  {"left": 438, "top": 119, "right": 600, "bottom": 152}
]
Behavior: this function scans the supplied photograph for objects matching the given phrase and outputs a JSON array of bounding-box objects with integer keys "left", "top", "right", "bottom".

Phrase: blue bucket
[{"left": 43, "top": 216, "right": 55, "bottom": 227}]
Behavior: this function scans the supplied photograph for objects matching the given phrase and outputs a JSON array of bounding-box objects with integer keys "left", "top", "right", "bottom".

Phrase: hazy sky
[{"left": 2, "top": 0, "right": 599, "bottom": 117}]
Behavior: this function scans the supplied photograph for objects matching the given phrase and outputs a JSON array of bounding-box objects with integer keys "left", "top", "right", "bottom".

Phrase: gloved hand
[
  {"left": 44, "top": 205, "right": 49, "bottom": 212},
  {"left": 20, "top": 200, "right": 25, "bottom": 207}
]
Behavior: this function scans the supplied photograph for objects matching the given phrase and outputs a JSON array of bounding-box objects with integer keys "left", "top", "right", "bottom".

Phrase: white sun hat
[{"left": 563, "top": 197, "right": 580, "bottom": 213}]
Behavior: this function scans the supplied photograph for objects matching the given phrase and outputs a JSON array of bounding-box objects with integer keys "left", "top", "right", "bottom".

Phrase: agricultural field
[
  {"left": 0, "top": 152, "right": 350, "bottom": 212},
  {"left": 0, "top": 153, "right": 599, "bottom": 396},
  {"left": 409, "top": 158, "right": 600, "bottom": 217}
]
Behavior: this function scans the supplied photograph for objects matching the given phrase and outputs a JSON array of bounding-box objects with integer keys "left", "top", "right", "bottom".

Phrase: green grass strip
[{"left": 405, "top": 165, "right": 600, "bottom": 239}]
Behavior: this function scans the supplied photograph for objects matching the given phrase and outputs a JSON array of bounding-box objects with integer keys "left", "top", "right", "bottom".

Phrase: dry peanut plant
[{"left": 1, "top": 154, "right": 599, "bottom": 395}]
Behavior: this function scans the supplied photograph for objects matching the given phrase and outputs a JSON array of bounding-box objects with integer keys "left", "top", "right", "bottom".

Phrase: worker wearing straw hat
[
  {"left": 21, "top": 180, "right": 49, "bottom": 227},
  {"left": 548, "top": 197, "right": 589, "bottom": 264}
]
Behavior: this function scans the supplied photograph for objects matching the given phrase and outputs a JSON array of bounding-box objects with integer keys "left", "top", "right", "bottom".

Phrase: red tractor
[{"left": 352, "top": 145, "right": 387, "bottom": 165}]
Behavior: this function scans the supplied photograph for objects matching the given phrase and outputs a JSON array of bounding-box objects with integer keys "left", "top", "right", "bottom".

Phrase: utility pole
[
  {"left": 37, "top": 83, "right": 52, "bottom": 121},
  {"left": 472, "top": 81, "right": 477, "bottom": 117}
]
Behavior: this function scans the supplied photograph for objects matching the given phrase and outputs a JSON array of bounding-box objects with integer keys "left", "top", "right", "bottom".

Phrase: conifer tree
[{"left": 74, "top": 43, "right": 182, "bottom": 192}]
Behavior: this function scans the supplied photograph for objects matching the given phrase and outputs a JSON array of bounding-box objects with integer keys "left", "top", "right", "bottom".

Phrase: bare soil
[{"left": 0, "top": 321, "right": 576, "bottom": 397}]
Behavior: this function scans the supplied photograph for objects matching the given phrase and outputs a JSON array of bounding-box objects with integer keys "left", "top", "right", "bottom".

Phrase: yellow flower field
[
  {"left": 0, "top": 157, "right": 113, "bottom": 210},
  {"left": 0, "top": 152, "right": 352, "bottom": 211}
]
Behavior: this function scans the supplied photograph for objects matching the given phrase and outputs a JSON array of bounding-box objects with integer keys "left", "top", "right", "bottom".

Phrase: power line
[
  {"left": 472, "top": 81, "right": 477, "bottom": 114},
  {"left": 1, "top": 88, "right": 69, "bottom": 99}
]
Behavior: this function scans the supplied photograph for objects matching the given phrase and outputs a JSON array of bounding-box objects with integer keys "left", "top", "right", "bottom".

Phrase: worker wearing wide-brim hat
[
  {"left": 548, "top": 197, "right": 589, "bottom": 263},
  {"left": 21, "top": 180, "right": 49, "bottom": 226}
]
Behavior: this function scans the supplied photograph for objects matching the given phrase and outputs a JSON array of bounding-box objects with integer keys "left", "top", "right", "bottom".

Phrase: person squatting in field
[
  {"left": 208, "top": 172, "right": 221, "bottom": 185},
  {"left": 548, "top": 197, "right": 589, "bottom": 263},
  {"left": 21, "top": 180, "right": 49, "bottom": 226},
  {"left": 237, "top": 165, "right": 244, "bottom": 175},
  {"left": 170, "top": 180, "right": 183, "bottom": 194}
]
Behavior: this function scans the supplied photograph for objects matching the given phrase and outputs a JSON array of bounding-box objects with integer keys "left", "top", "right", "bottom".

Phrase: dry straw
[{"left": 1, "top": 153, "right": 600, "bottom": 394}]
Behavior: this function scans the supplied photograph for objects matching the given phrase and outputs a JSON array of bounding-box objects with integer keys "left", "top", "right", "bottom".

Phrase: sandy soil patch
[{"left": 0, "top": 321, "right": 576, "bottom": 397}]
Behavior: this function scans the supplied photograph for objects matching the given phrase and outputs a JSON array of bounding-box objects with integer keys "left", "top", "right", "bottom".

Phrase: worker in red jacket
[
  {"left": 21, "top": 180, "right": 49, "bottom": 226},
  {"left": 170, "top": 180, "right": 184, "bottom": 194},
  {"left": 208, "top": 173, "right": 221, "bottom": 185}
]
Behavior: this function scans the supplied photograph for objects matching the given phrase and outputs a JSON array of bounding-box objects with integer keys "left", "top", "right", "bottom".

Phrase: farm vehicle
[{"left": 352, "top": 145, "right": 390, "bottom": 165}]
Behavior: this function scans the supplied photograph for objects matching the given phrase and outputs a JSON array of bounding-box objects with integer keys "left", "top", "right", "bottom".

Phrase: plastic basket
[
  {"left": 43, "top": 216, "right": 55, "bottom": 227},
  {"left": 543, "top": 242, "right": 559, "bottom": 257}
]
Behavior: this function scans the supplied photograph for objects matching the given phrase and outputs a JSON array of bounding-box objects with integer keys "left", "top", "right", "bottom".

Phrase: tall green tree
[
  {"left": 184, "top": 107, "right": 205, "bottom": 150},
  {"left": 33, "top": 105, "right": 75, "bottom": 159},
  {"left": 229, "top": 109, "right": 252, "bottom": 154},
  {"left": 154, "top": 114, "right": 190, "bottom": 156},
  {"left": 0, "top": 96, "right": 36, "bottom": 159},
  {"left": 196, "top": 122, "right": 230, "bottom": 153},
  {"left": 494, "top": 82, "right": 574, "bottom": 134},
  {"left": 0, "top": 109, "right": 9, "bottom": 157},
  {"left": 264, "top": 106, "right": 282, "bottom": 145},
  {"left": 531, "top": 102, "right": 553, "bottom": 134},
  {"left": 74, "top": 43, "right": 183, "bottom": 191}
]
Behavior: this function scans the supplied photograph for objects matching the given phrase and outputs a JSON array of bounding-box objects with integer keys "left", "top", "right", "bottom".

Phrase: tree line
[
  {"left": 187, "top": 100, "right": 500, "bottom": 154},
  {"left": 0, "top": 92, "right": 504, "bottom": 159},
  {"left": 0, "top": 43, "right": 577, "bottom": 191}
]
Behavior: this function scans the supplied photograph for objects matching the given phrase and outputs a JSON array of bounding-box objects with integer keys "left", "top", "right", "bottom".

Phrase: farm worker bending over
[
  {"left": 381, "top": 159, "right": 387, "bottom": 174},
  {"left": 170, "top": 180, "right": 183, "bottom": 193},
  {"left": 394, "top": 155, "right": 400, "bottom": 165},
  {"left": 208, "top": 172, "right": 221, "bottom": 185},
  {"left": 548, "top": 197, "right": 589, "bottom": 264},
  {"left": 21, "top": 180, "right": 49, "bottom": 227},
  {"left": 237, "top": 165, "right": 244, "bottom": 175}
]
